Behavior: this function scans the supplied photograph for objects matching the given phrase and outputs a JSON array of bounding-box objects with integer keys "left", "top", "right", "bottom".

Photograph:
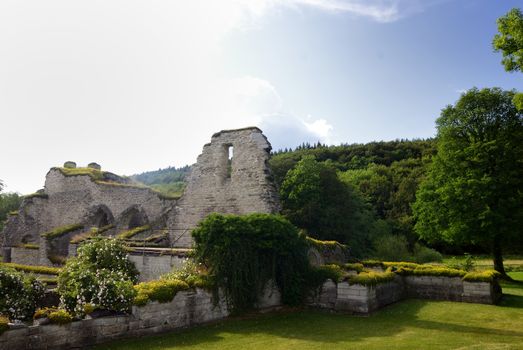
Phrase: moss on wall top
[{"left": 41, "top": 223, "right": 84, "bottom": 240}]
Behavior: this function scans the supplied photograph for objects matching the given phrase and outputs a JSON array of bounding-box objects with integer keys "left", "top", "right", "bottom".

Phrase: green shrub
[
  {"left": 446, "top": 254, "right": 476, "bottom": 272},
  {"left": 393, "top": 264, "right": 466, "bottom": 278},
  {"left": 134, "top": 279, "right": 190, "bottom": 306},
  {"left": 463, "top": 270, "right": 501, "bottom": 283},
  {"left": 0, "top": 315, "right": 8, "bottom": 335},
  {"left": 412, "top": 243, "right": 443, "bottom": 263},
  {"left": 0, "top": 266, "right": 45, "bottom": 320},
  {"left": 58, "top": 237, "right": 138, "bottom": 316},
  {"left": 347, "top": 269, "right": 396, "bottom": 286},
  {"left": 47, "top": 309, "right": 73, "bottom": 324},
  {"left": 0, "top": 262, "right": 61, "bottom": 275},
  {"left": 344, "top": 263, "right": 364, "bottom": 273},
  {"left": 192, "top": 213, "right": 310, "bottom": 312},
  {"left": 307, "top": 264, "right": 346, "bottom": 288},
  {"left": 162, "top": 261, "right": 214, "bottom": 289},
  {"left": 373, "top": 234, "right": 410, "bottom": 262},
  {"left": 41, "top": 224, "right": 84, "bottom": 240}
]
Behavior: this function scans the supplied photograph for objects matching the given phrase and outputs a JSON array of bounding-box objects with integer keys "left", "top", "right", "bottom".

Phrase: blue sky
[{"left": 0, "top": 0, "right": 521, "bottom": 193}]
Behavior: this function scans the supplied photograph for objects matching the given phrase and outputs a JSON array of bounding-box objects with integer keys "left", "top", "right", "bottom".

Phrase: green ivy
[{"left": 192, "top": 213, "right": 310, "bottom": 313}]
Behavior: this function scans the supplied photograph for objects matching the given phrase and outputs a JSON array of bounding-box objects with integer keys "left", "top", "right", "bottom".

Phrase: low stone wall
[
  {"left": 10, "top": 247, "right": 40, "bottom": 266},
  {"left": 0, "top": 282, "right": 282, "bottom": 350},
  {"left": 308, "top": 275, "right": 500, "bottom": 314},
  {"left": 0, "top": 288, "right": 229, "bottom": 350}
]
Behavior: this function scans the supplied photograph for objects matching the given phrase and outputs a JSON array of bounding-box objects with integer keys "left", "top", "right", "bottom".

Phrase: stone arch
[
  {"left": 86, "top": 205, "right": 114, "bottom": 228},
  {"left": 307, "top": 247, "right": 325, "bottom": 267},
  {"left": 119, "top": 205, "right": 149, "bottom": 229}
]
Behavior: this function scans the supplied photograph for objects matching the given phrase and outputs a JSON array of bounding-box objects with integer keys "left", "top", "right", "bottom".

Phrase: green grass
[
  {"left": 97, "top": 272, "right": 523, "bottom": 350},
  {"left": 443, "top": 255, "right": 523, "bottom": 272}
]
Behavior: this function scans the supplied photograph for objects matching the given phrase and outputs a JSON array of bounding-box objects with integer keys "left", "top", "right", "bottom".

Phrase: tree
[
  {"left": 279, "top": 155, "right": 376, "bottom": 256},
  {"left": 0, "top": 181, "right": 22, "bottom": 232},
  {"left": 413, "top": 88, "right": 523, "bottom": 276},
  {"left": 493, "top": 8, "right": 523, "bottom": 109}
]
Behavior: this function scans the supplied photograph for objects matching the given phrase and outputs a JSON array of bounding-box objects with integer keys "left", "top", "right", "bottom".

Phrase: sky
[{"left": 1, "top": 0, "right": 522, "bottom": 194}]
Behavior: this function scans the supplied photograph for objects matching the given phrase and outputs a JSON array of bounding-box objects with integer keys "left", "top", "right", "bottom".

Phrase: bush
[
  {"left": 463, "top": 270, "right": 500, "bottom": 283},
  {"left": 0, "top": 315, "right": 8, "bottom": 335},
  {"left": 412, "top": 244, "right": 443, "bottom": 263},
  {"left": 307, "top": 264, "right": 346, "bottom": 288},
  {"left": 347, "top": 269, "right": 396, "bottom": 286},
  {"left": 134, "top": 279, "right": 190, "bottom": 306},
  {"left": 0, "top": 266, "right": 45, "bottom": 321},
  {"left": 162, "top": 260, "right": 214, "bottom": 289},
  {"left": 57, "top": 237, "right": 138, "bottom": 316},
  {"left": 373, "top": 234, "right": 410, "bottom": 261},
  {"left": 47, "top": 309, "right": 73, "bottom": 324},
  {"left": 446, "top": 254, "right": 476, "bottom": 272},
  {"left": 192, "top": 213, "right": 310, "bottom": 312}
]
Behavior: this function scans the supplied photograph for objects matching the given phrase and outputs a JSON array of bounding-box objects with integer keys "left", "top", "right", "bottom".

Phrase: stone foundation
[{"left": 309, "top": 275, "right": 501, "bottom": 314}]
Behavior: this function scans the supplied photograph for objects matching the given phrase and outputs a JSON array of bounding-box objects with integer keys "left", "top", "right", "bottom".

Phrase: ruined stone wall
[
  {"left": 3, "top": 169, "right": 171, "bottom": 249},
  {"left": 1, "top": 127, "right": 282, "bottom": 268},
  {"left": 168, "top": 127, "right": 280, "bottom": 247}
]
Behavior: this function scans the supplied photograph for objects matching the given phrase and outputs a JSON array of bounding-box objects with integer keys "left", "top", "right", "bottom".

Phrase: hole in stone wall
[{"left": 226, "top": 145, "right": 233, "bottom": 179}]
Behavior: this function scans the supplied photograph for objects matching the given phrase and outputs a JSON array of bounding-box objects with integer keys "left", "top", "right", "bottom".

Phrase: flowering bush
[
  {"left": 0, "top": 266, "right": 45, "bottom": 321},
  {"left": 57, "top": 237, "right": 138, "bottom": 316},
  {"left": 162, "top": 260, "right": 214, "bottom": 289}
]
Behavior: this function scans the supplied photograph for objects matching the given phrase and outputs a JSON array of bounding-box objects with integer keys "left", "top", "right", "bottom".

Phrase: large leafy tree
[
  {"left": 413, "top": 88, "right": 523, "bottom": 276},
  {"left": 493, "top": 8, "right": 523, "bottom": 109},
  {"left": 279, "top": 155, "right": 376, "bottom": 256}
]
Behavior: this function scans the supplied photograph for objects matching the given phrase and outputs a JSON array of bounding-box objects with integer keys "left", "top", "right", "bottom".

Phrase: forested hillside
[
  {"left": 131, "top": 165, "right": 190, "bottom": 197},
  {"left": 270, "top": 139, "right": 439, "bottom": 259}
]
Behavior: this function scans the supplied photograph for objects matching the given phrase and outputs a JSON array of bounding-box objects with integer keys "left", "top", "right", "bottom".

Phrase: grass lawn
[
  {"left": 98, "top": 272, "right": 523, "bottom": 350},
  {"left": 442, "top": 255, "right": 523, "bottom": 272}
]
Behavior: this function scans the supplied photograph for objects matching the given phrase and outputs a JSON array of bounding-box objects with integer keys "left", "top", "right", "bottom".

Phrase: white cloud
[
  {"left": 231, "top": 0, "right": 435, "bottom": 24},
  {"left": 0, "top": 0, "right": 428, "bottom": 193},
  {"left": 304, "top": 118, "right": 333, "bottom": 140}
]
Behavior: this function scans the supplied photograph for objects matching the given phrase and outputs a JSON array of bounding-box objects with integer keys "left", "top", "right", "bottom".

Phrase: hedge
[{"left": 0, "top": 262, "right": 61, "bottom": 275}]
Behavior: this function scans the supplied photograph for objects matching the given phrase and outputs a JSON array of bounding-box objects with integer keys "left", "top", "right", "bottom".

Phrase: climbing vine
[{"left": 191, "top": 213, "right": 310, "bottom": 312}]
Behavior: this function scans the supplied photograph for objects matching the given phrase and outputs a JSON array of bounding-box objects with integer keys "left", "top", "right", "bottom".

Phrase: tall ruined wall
[
  {"left": 168, "top": 127, "right": 280, "bottom": 247},
  {"left": 3, "top": 169, "right": 171, "bottom": 248}
]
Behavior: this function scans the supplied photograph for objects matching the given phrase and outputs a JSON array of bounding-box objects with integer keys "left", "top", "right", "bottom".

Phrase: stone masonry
[
  {"left": 168, "top": 127, "right": 280, "bottom": 247},
  {"left": 1, "top": 127, "right": 281, "bottom": 277}
]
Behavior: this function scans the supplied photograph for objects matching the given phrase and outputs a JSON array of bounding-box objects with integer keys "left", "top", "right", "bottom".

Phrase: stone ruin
[{"left": 1, "top": 127, "right": 283, "bottom": 280}]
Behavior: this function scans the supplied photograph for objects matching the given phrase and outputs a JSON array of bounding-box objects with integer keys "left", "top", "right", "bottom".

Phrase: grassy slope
[{"left": 99, "top": 272, "right": 523, "bottom": 350}]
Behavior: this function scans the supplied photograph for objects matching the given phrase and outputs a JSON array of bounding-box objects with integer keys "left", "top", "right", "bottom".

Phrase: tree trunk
[{"left": 492, "top": 239, "right": 509, "bottom": 278}]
